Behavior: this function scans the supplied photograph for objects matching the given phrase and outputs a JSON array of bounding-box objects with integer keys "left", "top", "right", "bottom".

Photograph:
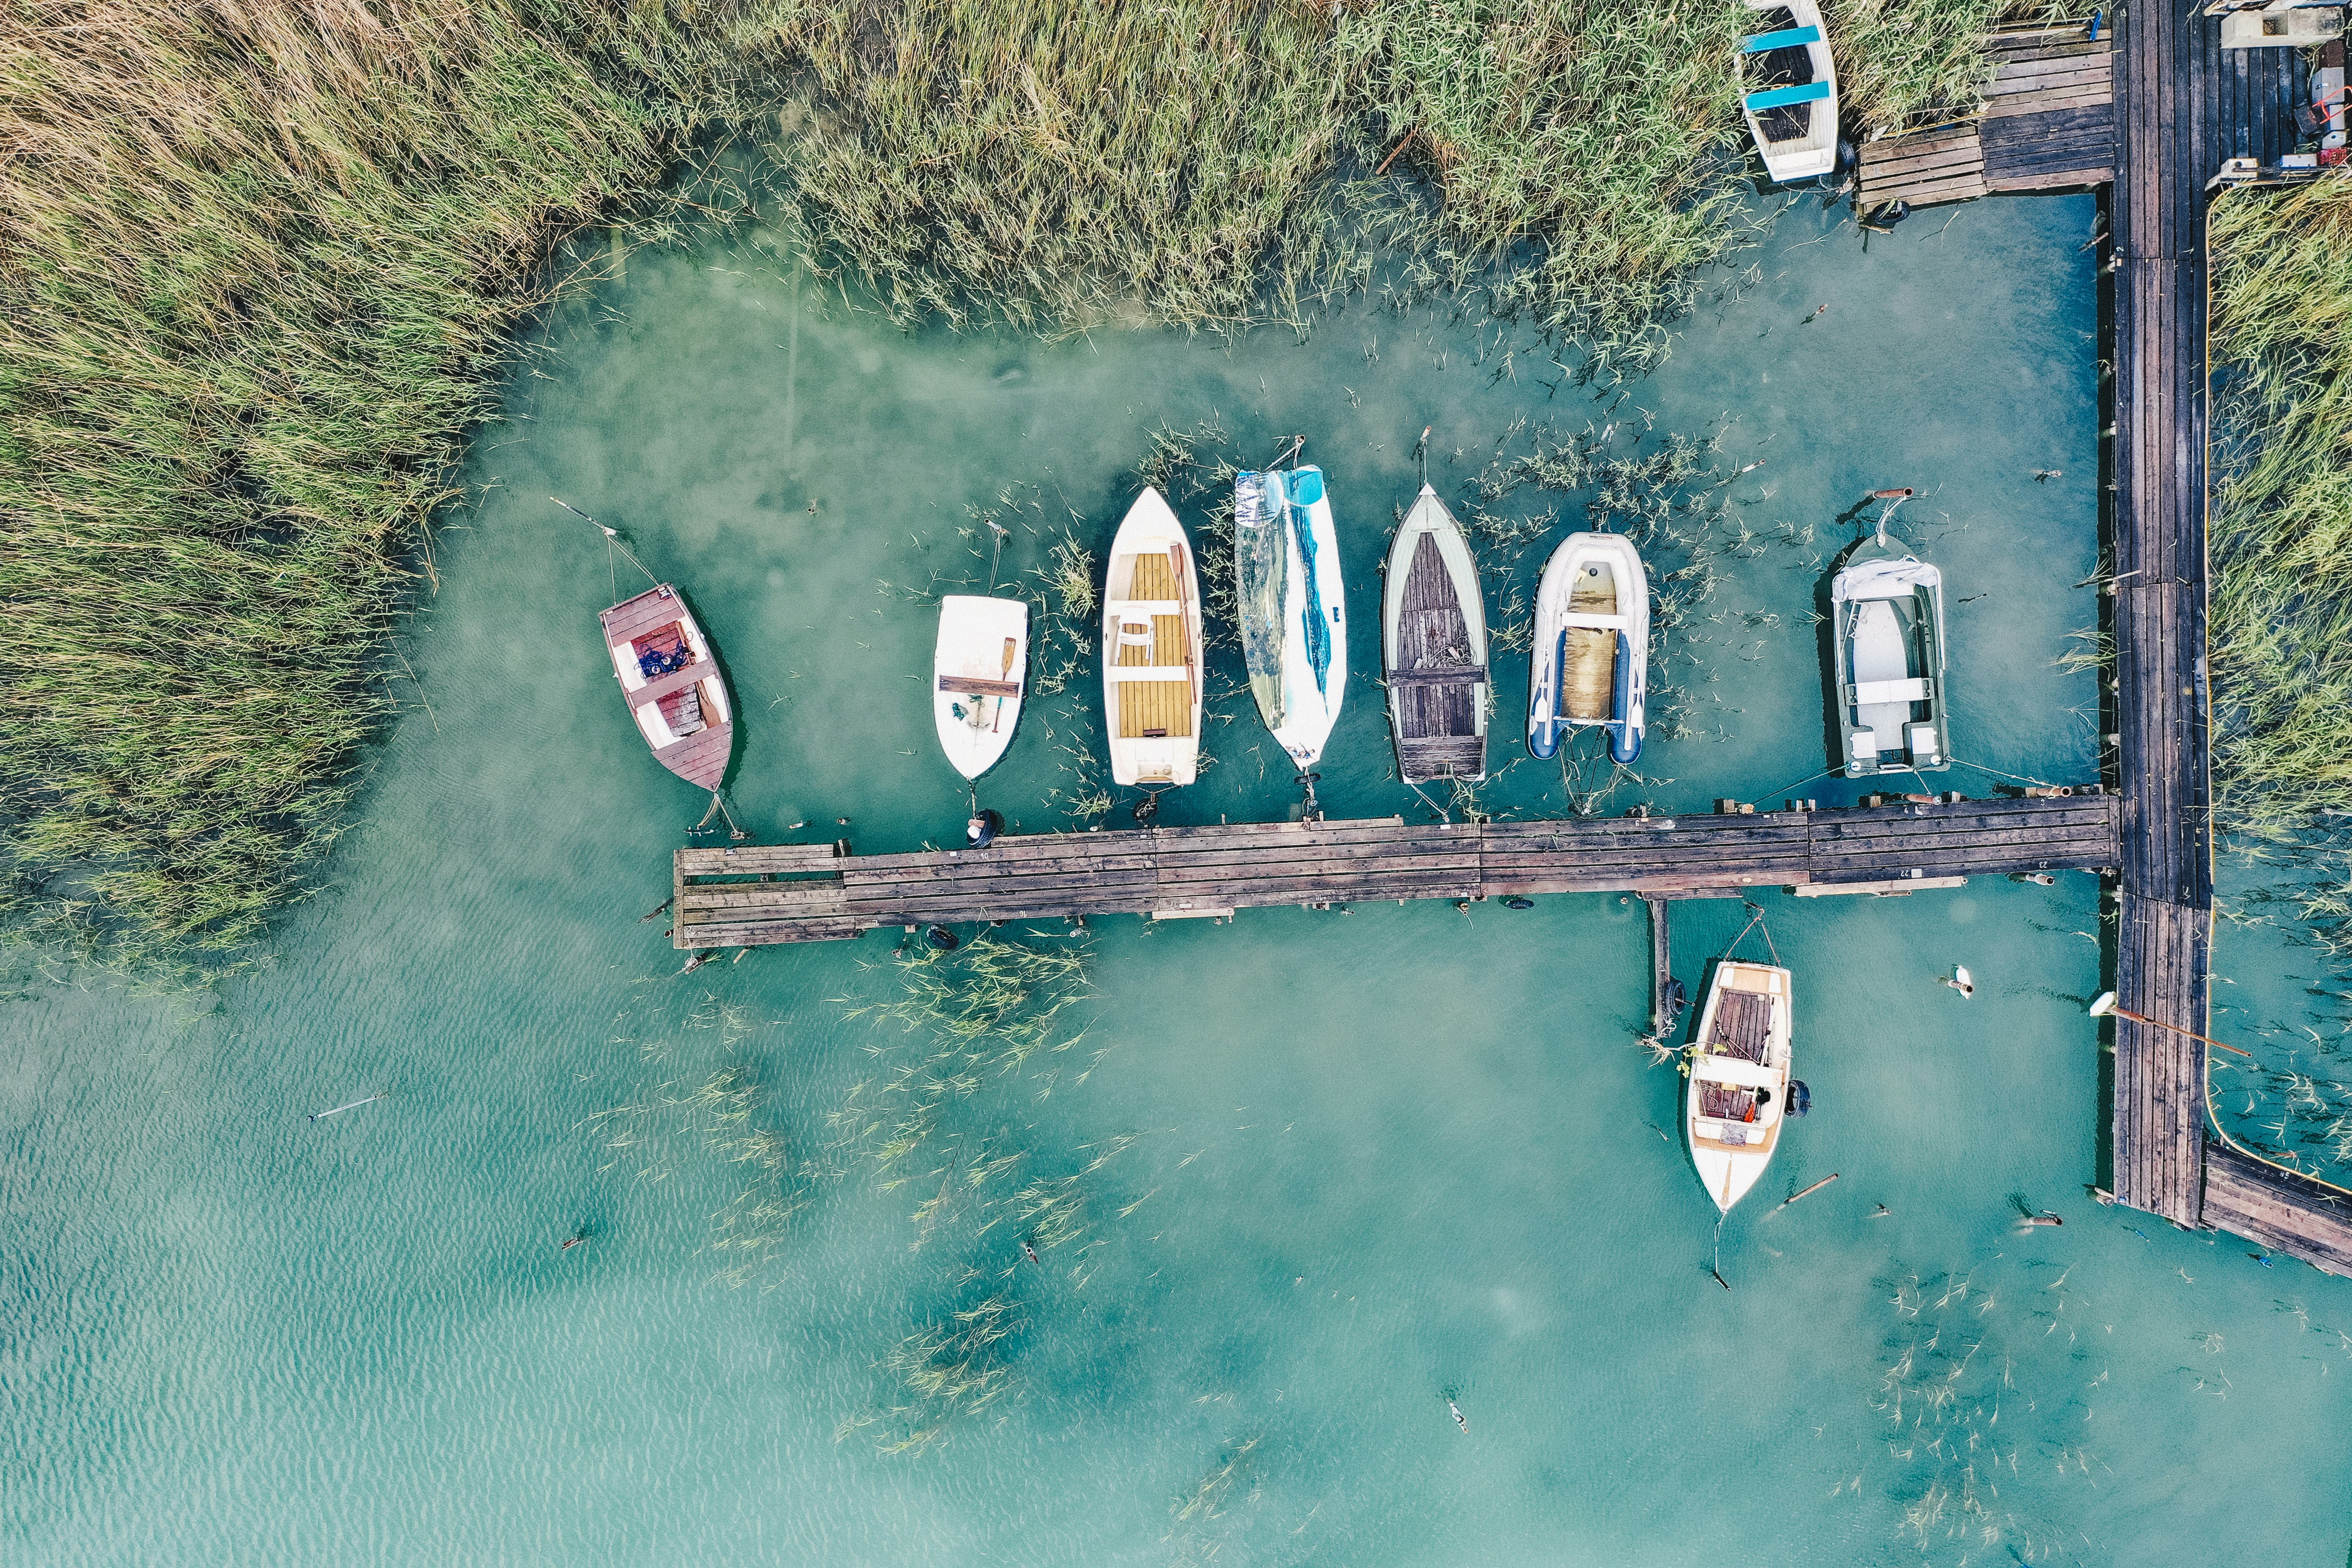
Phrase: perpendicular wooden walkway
[
  {"left": 672, "top": 794, "right": 2119, "bottom": 947},
  {"left": 1857, "top": 27, "right": 2117, "bottom": 208},
  {"left": 2106, "top": 0, "right": 2352, "bottom": 1276}
]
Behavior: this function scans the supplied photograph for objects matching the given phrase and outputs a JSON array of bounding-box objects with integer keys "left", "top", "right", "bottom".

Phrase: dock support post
[{"left": 1643, "top": 895, "right": 1673, "bottom": 1036}]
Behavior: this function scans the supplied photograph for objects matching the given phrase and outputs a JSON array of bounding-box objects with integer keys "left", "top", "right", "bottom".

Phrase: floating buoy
[
  {"left": 1132, "top": 791, "right": 1160, "bottom": 824},
  {"left": 1789, "top": 1079, "right": 1811, "bottom": 1117},
  {"left": 1502, "top": 896, "right": 1534, "bottom": 911},
  {"left": 966, "top": 808, "right": 1002, "bottom": 848},
  {"left": 925, "top": 925, "right": 960, "bottom": 952}
]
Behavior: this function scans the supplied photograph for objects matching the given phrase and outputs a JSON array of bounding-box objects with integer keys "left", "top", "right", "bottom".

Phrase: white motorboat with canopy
[
  {"left": 1528, "top": 532, "right": 1648, "bottom": 764},
  {"left": 933, "top": 595, "right": 1028, "bottom": 780},
  {"left": 1741, "top": 0, "right": 1838, "bottom": 184},
  {"left": 1830, "top": 490, "right": 1951, "bottom": 778},
  {"left": 1102, "top": 487, "right": 1205, "bottom": 789}
]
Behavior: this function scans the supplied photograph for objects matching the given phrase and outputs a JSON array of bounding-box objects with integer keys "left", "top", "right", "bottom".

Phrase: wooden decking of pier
[
  {"left": 1858, "top": 26, "right": 2118, "bottom": 209},
  {"left": 2106, "top": 0, "right": 2352, "bottom": 1276},
  {"left": 673, "top": 794, "right": 2119, "bottom": 946}
]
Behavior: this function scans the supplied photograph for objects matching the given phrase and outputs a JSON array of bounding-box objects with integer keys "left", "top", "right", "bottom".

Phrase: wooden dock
[
  {"left": 2106, "top": 0, "right": 2352, "bottom": 1275},
  {"left": 1857, "top": 27, "right": 2117, "bottom": 209},
  {"left": 673, "top": 794, "right": 2118, "bottom": 947}
]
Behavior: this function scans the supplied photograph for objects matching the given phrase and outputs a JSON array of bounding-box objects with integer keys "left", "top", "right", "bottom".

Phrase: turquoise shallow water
[{"left": 7, "top": 193, "right": 2352, "bottom": 1565}]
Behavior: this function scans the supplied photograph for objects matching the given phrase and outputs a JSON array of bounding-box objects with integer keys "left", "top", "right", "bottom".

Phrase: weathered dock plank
[
  {"left": 2201, "top": 1143, "right": 2352, "bottom": 1277},
  {"left": 671, "top": 794, "right": 2117, "bottom": 947},
  {"left": 1857, "top": 25, "right": 2114, "bottom": 208}
]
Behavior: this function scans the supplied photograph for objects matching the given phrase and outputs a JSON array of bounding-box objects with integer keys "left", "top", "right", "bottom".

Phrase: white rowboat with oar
[
  {"left": 933, "top": 595, "right": 1029, "bottom": 780},
  {"left": 1382, "top": 485, "right": 1488, "bottom": 784}
]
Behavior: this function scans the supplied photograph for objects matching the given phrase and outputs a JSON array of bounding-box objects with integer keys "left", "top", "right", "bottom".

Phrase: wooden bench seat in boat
[
  {"left": 1398, "top": 734, "right": 1485, "bottom": 776},
  {"left": 1389, "top": 664, "right": 1486, "bottom": 687},
  {"left": 939, "top": 674, "right": 1022, "bottom": 696}
]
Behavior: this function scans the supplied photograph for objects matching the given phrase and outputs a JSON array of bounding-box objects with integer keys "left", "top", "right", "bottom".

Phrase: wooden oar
[
  {"left": 992, "top": 636, "right": 1016, "bottom": 731},
  {"left": 1168, "top": 543, "right": 1197, "bottom": 714}
]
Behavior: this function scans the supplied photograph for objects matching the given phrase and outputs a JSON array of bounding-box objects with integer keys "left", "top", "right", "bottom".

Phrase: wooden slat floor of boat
[
  {"left": 1705, "top": 989, "right": 1772, "bottom": 1063},
  {"left": 600, "top": 585, "right": 689, "bottom": 645},
  {"left": 655, "top": 722, "right": 731, "bottom": 791},
  {"left": 673, "top": 793, "right": 2121, "bottom": 945},
  {"left": 1392, "top": 532, "right": 1482, "bottom": 745},
  {"left": 1113, "top": 552, "right": 1195, "bottom": 740}
]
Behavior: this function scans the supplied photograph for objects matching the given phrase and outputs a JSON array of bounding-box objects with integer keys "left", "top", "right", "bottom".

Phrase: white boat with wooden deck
[
  {"left": 1741, "top": 0, "right": 1838, "bottom": 185},
  {"left": 600, "top": 584, "right": 734, "bottom": 791},
  {"left": 1382, "top": 485, "right": 1488, "bottom": 784},
  {"left": 1528, "top": 532, "right": 1648, "bottom": 764},
  {"left": 1685, "top": 960, "right": 1794, "bottom": 1214},
  {"left": 1102, "top": 488, "right": 1204, "bottom": 788},
  {"left": 1236, "top": 465, "right": 1347, "bottom": 769},
  {"left": 934, "top": 595, "right": 1029, "bottom": 780}
]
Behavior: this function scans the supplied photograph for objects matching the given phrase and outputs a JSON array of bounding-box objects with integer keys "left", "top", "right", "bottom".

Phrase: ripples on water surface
[{"left": 6, "top": 194, "right": 2349, "bottom": 1565}]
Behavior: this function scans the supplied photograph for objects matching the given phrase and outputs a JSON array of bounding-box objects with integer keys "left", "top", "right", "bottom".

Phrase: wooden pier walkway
[
  {"left": 1858, "top": 27, "right": 2117, "bottom": 208},
  {"left": 673, "top": 794, "right": 2118, "bottom": 947},
  {"left": 2107, "top": 0, "right": 2352, "bottom": 1276}
]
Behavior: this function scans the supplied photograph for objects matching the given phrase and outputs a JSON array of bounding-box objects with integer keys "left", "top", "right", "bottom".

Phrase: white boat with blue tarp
[
  {"left": 1236, "top": 463, "right": 1347, "bottom": 771},
  {"left": 1528, "top": 532, "right": 1647, "bottom": 765},
  {"left": 1741, "top": 0, "right": 1838, "bottom": 184}
]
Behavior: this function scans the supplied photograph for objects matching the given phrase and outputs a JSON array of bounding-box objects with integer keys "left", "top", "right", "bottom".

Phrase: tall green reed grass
[
  {"left": 0, "top": 0, "right": 789, "bottom": 975},
  {"left": 2208, "top": 176, "right": 2352, "bottom": 847}
]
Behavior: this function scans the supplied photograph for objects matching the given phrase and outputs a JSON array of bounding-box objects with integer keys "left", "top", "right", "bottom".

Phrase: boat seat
[
  {"left": 1742, "top": 23, "right": 1821, "bottom": 50},
  {"left": 1849, "top": 677, "right": 1930, "bottom": 706},
  {"left": 1745, "top": 80, "right": 1832, "bottom": 111},
  {"left": 1391, "top": 665, "right": 1486, "bottom": 686}
]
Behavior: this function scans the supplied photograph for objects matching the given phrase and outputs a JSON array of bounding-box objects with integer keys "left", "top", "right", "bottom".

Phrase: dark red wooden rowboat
[{"left": 599, "top": 584, "right": 734, "bottom": 791}]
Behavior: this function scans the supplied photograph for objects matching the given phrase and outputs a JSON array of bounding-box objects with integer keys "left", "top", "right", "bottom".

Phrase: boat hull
[
  {"left": 599, "top": 584, "right": 735, "bottom": 791},
  {"left": 934, "top": 595, "right": 1029, "bottom": 780},
  {"left": 1528, "top": 532, "right": 1648, "bottom": 764},
  {"left": 1236, "top": 466, "right": 1347, "bottom": 769},
  {"left": 1830, "top": 537, "right": 1950, "bottom": 777},
  {"left": 1102, "top": 488, "right": 1205, "bottom": 788},
  {"left": 1684, "top": 961, "right": 1794, "bottom": 1214},
  {"left": 1741, "top": 0, "right": 1838, "bottom": 184},
  {"left": 1382, "top": 486, "right": 1490, "bottom": 784}
]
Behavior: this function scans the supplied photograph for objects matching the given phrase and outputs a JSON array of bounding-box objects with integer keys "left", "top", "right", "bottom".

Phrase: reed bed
[
  {"left": 1338, "top": 0, "right": 1760, "bottom": 363},
  {"left": 765, "top": 1, "right": 1351, "bottom": 336},
  {"left": 0, "top": 0, "right": 779, "bottom": 973},
  {"left": 2208, "top": 176, "right": 2352, "bottom": 847}
]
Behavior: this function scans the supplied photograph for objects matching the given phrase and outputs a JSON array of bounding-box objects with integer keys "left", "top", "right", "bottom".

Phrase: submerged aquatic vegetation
[
  {"left": 844, "top": 1292, "right": 1026, "bottom": 1455},
  {"left": 830, "top": 935, "right": 1094, "bottom": 1172}
]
